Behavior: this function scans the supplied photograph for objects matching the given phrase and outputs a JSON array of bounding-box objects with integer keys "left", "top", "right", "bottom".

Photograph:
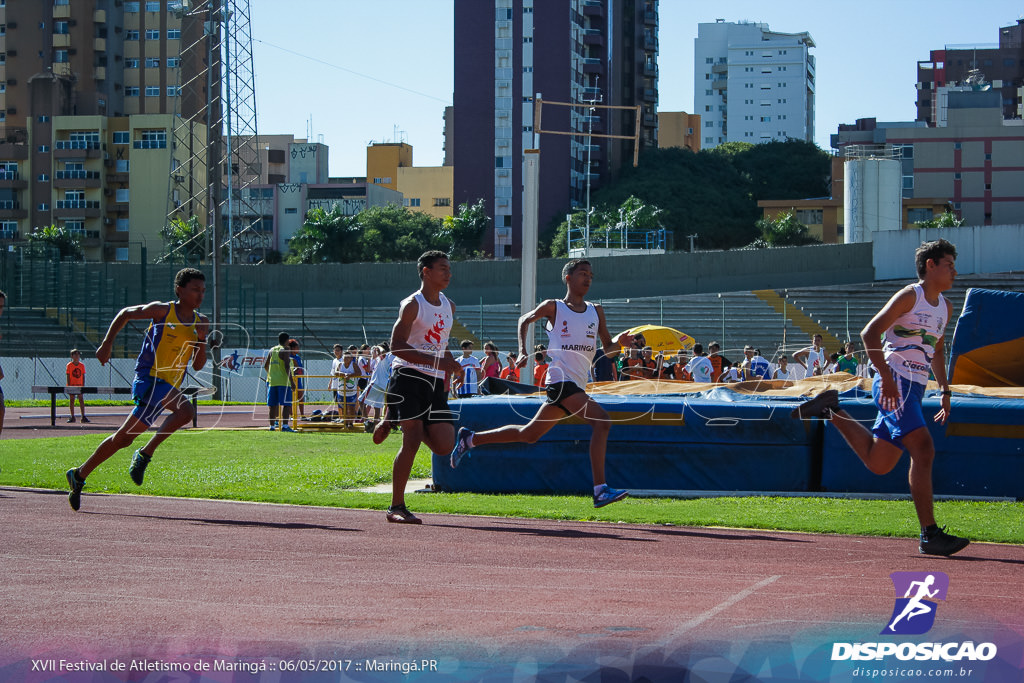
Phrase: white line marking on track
[{"left": 665, "top": 574, "right": 781, "bottom": 641}]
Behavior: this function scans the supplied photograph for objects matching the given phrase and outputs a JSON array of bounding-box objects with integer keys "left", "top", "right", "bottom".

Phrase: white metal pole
[{"left": 522, "top": 149, "right": 540, "bottom": 383}]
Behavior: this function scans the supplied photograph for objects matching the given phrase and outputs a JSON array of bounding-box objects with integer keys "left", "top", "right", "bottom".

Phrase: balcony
[
  {"left": 0, "top": 171, "right": 27, "bottom": 189},
  {"left": 642, "top": 62, "right": 658, "bottom": 77},
  {"left": 0, "top": 200, "right": 27, "bottom": 219},
  {"left": 581, "top": 115, "right": 604, "bottom": 134},
  {"left": 582, "top": 0, "right": 605, "bottom": 18},
  {"left": 53, "top": 33, "right": 72, "bottom": 48},
  {"left": 582, "top": 29, "right": 605, "bottom": 47},
  {"left": 643, "top": 9, "right": 658, "bottom": 26},
  {"left": 582, "top": 57, "right": 605, "bottom": 74},
  {"left": 54, "top": 140, "right": 102, "bottom": 158},
  {"left": 643, "top": 35, "right": 658, "bottom": 51},
  {"left": 53, "top": 3, "right": 71, "bottom": 18},
  {"left": 94, "top": 37, "right": 106, "bottom": 52},
  {"left": 94, "top": 66, "right": 106, "bottom": 80},
  {"left": 55, "top": 200, "right": 102, "bottom": 219},
  {"left": 94, "top": 9, "right": 107, "bottom": 23},
  {"left": 107, "top": 172, "right": 130, "bottom": 184},
  {"left": 0, "top": 229, "right": 20, "bottom": 240},
  {"left": 55, "top": 170, "right": 102, "bottom": 188},
  {"left": 581, "top": 86, "right": 602, "bottom": 101},
  {"left": 640, "top": 87, "right": 658, "bottom": 103}
]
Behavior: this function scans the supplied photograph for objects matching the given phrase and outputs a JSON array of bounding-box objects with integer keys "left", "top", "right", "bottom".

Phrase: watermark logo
[{"left": 882, "top": 571, "right": 949, "bottom": 635}]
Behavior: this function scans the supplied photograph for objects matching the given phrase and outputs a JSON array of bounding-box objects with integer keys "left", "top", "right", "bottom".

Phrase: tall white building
[{"left": 694, "top": 20, "right": 815, "bottom": 149}]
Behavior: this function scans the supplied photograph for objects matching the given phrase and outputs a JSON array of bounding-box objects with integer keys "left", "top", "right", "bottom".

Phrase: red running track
[{"left": 1, "top": 487, "right": 1022, "bottom": 682}]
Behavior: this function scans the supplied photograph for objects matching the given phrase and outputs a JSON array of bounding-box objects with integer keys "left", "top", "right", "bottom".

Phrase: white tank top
[
  {"left": 544, "top": 300, "right": 599, "bottom": 389},
  {"left": 881, "top": 283, "right": 947, "bottom": 385},
  {"left": 392, "top": 291, "right": 453, "bottom": 380}
]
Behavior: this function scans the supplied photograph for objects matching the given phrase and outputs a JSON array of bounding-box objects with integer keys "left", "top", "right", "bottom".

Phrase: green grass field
[{"left": 1, "top": 431, "right": 1021, "bottom": 544}]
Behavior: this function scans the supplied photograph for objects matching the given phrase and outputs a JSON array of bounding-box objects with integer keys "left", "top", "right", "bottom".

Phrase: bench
[{"left": 30, "top": 386, "right": 212, "bottom": 427}]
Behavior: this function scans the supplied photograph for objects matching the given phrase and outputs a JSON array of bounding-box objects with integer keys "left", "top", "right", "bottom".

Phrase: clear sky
[{"left": 250, "top": 1, "right": 1023, "bottom": 178}]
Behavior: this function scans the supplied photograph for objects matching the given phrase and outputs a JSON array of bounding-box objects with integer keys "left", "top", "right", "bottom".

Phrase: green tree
[
  {"left": 750, "top": 211, "right": 821, "bottom": 248},
  {"left": 356, "top": 204, "right": 441, "bottom": 262},
  {"left": 915, "top": 208, "right": 965, "bottom": 229},
  {"left": 159, "top": 215, "right": 206, "bottom": 264},
  {"left": 284, "top": 205, "right": 358, "bottom": 263},
  {"left": 439, "top": 199, "right": 490, "bottom": 259},
  {"left": 26, "top": 224, "right": 83, "bottom": 261}
]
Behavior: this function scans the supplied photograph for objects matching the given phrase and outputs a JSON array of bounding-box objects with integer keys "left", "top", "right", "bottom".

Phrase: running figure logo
[{"left": 882, "top": 571, "right": 949, "bottom": 635}]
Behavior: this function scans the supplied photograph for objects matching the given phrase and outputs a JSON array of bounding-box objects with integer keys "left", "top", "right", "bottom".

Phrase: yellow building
[
  {"left": 366, "top": 142, "right": 413, "bottom": 192},
  {"left": 397, "top": 166, "right": 454, "bottom": 220},
  {"left": 657, "top": 112, "right": 702, "bottom": 152}
]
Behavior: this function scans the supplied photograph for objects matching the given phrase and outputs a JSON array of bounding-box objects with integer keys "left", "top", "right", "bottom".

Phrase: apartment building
[
  {"left": 916, "top": 19, "right": 1024, "bottom": 125},
  {"left": 452, "top": 0, "right": 658, "bottom": 258},
  {"left": 0, "top": 0, "right": 209, "bottom": 260},
  {"left": 694, "top": 20, "right": 815, "bottom": 149},
  {"left": 657, "top": 111, "right": 701, "bottom": 152}
]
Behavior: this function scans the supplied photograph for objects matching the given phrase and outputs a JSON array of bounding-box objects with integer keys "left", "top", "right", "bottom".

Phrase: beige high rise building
[{"left": 0, "top": 0, "right": 206, "bottom": 260}]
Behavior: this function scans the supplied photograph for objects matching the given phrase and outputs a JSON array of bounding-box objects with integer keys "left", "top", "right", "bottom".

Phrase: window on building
[
  {"left": 145, "top": 1, "right": 162, "bottom": 11},
  {"left": 166, "top": 86, "right": 181, "bottom": 96},
  {"left": 37, "top": 173, "right": 50, "bottom": 182},
  {"left": 116, "top": 159, "right": 129, "bottom": 172},
  {"left": 167, "top": 29, "right": 181, "bottom": 39},
  {"left": 125, "top": 2, "right": 140, "bottom": 12},
  {"left": 167, "top": 57, "right": 180, "bottom": 68},
  {"left": 907, "top": 208, "right": 933, "bottom": 223},
  {"left": 115, "top": 218, "right": 130, "bottom": 232},
  {"left": 433, "top": 198, "right": 451, "bottom": 207},
  {"left": 54, "top": 21, "right": 70, "bottom": 34},
  {"left": 795, "top": 209, "right": 823, "bottom": 225},
  {"left": 284, "top": 207, "right": 298, "bottom": 214},
  {"left": 145, "top": 29, "right": 160, "bottom": 40},
  {"left": 125, "top": 86, "right": 140, "bottom": 96},
  {"left": 145, "top": 57, "right": 160, "bottom": 68},
  {"left": 116, "top": 188, "right": 130, "bottom": 202},
  {"left": 404, "top": 198, "right": 421, "bottom": 207},
  {"left": 55, "top": 50, "right": 69, "bottom": 63},
  {"left": 126, "top": 30, "right": 140, "bottom": 40},
  {"left": 113, "top": 131, "right": 130, "bottom": 144},
  {"left": 135, "top": 129, "right": 167, "bottom": 148},
  {"left": 125, "top": 59, "right": 139, "bottom": 69},
  {"left": 902, "top": 175, "right": 914, "bottom": 190},
  {"left": 145, "top": 86, "right": 160, "bottom": 96}
]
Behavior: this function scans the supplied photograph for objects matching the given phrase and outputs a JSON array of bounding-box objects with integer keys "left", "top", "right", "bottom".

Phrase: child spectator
[
  {"left": 455, "top": 339, "right": 482, "bottom": 397},
  {"left": 66, "top": 348, "right": 90, "bottom": 423}
]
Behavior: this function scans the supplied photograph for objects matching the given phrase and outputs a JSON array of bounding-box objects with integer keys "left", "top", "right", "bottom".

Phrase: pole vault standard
[{"left": 518, "top": 96, "right": 642, "bottom": 379}]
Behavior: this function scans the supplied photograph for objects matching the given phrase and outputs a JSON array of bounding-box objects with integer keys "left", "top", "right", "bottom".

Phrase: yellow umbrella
[{"left": 621, "top": 325, "right": 696, "bottom": 353}]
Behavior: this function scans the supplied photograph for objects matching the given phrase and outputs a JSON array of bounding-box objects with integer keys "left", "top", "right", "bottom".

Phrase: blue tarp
[{"left": 434, "top": 386, "right": 1023, "bottom": 499}]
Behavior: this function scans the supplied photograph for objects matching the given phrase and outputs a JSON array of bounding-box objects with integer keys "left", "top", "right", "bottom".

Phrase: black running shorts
[
  {"left": 385, "top": 367, "right": 455, "bottom": 425},
  {"left": 545, "top": 381, "right": 587, "bottom": 416}
]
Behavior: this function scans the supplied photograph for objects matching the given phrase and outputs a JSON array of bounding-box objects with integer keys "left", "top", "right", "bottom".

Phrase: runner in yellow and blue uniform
[{"left": 65, "top": 268, "right": 213, "bottom": 511}]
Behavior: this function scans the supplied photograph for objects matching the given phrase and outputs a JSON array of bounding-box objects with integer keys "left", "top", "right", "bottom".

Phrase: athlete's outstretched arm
[{"left": 96, "top": 301, "right": 170, "bottom": 365}]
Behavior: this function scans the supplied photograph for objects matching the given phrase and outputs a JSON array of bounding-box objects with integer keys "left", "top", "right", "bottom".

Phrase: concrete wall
[
  {"left": 872, "top": 223, "right": 1024, "bottom": 280},
  {"left": 20, "top": 242, "right": 874, "bottom": 310}
]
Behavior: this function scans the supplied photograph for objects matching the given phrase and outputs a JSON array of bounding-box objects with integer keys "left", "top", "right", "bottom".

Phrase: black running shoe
[
  {"left": 66, "top": 468, "right": 85, "bottom": 512},
  {"left": 920, "top": 526, "right": 970, "bottom": 556},
  {"left": 790, "top": 389, "right": 839, "bottom": 419},
  {"left": 128, "top": 449, "right": 152, "bottom": 486},
  {"left": 386, "top": 504, "right": 422, "bottom": 524}
]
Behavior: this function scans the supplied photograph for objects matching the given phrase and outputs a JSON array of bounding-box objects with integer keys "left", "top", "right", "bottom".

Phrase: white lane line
[{"left": 666, "top": 574, "right": 782, "bottom": 641}]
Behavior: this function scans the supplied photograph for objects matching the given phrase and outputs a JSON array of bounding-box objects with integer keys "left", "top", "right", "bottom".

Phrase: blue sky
[{"left": 250, "top": 1, "right": 1023, "bottom": 177}]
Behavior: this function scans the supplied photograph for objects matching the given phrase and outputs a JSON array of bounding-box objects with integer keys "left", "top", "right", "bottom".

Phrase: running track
[{"left": 1, "top": 486, "right": 1022, "bottom": 682}]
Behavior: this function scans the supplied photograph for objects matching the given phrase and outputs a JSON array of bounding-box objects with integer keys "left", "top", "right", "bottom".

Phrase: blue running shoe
[
  {"left": 66, "top": 468, "right": 85, "bottom": 512},
  {"left": 281, "top": 425, "right": 296, "bottom": 433},
  {"left": 128, "top": 449, "right": 152, "bottom": 486},
  {"left": 593, "top": 484, "right": 629, "bottom": 508},
  {"left": 268, "top": 424, "right": 277, "bottom": 431},
  {"left": 449, "top": 427, "right": 474, "bottom": 468}
]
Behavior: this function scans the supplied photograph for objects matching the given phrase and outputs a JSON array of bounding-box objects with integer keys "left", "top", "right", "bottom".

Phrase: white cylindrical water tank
[{"left": 844, "top": 157, "right": 902, "bottom": 243}]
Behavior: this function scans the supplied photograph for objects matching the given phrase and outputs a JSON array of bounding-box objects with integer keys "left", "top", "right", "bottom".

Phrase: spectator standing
[
  {"left": 288, "top": 339, "right": 306, "bottom": 417},
  {"left": 455, "top": 339, "right": 482, "bottom": 397},
  {"left": 500, "top": 352, "right": 521, "bottom": 382},
  {"left": 360, "top": 343, "right": 393, "bottom": 429},
  {"left": 684, "top": 343, "right": 715, "bottom": 383},
  {"left": 836, "top": 342, "right": 860, "bottom": 376},
  {"left": 532, "top": 350, "right": 549, "bottom": 386},
  {"left": 334, "top": 345, "right": 362, "bottom": 425},
  {"left": 481, "top": 341, "right": 502, "bottom": 381},
  {"left": 794, "top": 333, "right": 827, "bottom": 377},
  {"left": 750, "top": 347, "right": 772, "bottom": 380},
  {"left": 66, "top": 348, "right": 90, "bottom": 423},
  {"left": 591, "top": 345, "right": 615, "bottom": 382},
  {"left": 264, "top": 332, "right": 294, "bottom": 432},
  {"left": 707, "top": 342, "right": 731, "bottom": 383},
  {"left": 773, "top": 355, "right": 793, "bottom": 380}
]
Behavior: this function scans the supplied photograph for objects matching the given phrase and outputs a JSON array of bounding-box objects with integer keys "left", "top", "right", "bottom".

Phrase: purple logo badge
[{"left": 882, "top": 571, "right": 949, "bottom": 635}]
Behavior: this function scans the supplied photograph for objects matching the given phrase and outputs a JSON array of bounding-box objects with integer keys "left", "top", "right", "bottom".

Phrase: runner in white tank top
[
  {"left": 544, "top": 299, "right": 599, "bottom": 389},
  {"left": 448, "top": 259, "right": 635, "bottom": 509},
  {"left": 881, "top": 283, "right": 947, "bottom": 386},
  {"left": 391, "top": 290, "right": 453, "bottom": 379},
  {"left": 380, "top": 251, "right": 464, "bottom": 525},
  {"left": 790, "top": 239, "right": 968, "bottom": 557}
]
